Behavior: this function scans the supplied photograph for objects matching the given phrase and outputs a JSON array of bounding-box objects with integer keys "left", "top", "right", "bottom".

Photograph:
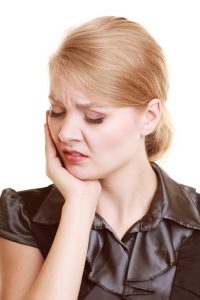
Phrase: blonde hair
[{"left": 49, "top": 16, "right": 173, "bottom": 161}]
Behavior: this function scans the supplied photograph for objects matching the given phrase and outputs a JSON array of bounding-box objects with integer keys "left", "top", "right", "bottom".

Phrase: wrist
[{"left": 62, "top": 200, "right": 96, "bottom": 225}]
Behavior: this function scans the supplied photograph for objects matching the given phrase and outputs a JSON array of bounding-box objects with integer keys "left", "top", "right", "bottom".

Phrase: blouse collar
[{"left": 32, "top": 162, "right": 200, "bottom": 231}]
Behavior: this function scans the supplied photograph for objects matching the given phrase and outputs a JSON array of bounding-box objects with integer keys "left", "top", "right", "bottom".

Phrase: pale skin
[{"left": 0, "top": 75, "right": 161, "bottom": 300}]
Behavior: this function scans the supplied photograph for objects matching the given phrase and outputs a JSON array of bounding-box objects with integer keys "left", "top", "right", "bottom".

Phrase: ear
[{"left": 141, "top": 98, "right": 162, "bottom": 136}]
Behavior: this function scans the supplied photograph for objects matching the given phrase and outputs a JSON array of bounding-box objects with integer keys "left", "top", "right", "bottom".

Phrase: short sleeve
[{"left": 0, "top": 188, "right": 38, "bottom": 248}]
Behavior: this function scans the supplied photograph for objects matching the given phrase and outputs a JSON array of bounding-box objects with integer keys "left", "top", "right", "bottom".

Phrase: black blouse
[{"left": 0, "top": 163, "right": 200, "bottom": 299}]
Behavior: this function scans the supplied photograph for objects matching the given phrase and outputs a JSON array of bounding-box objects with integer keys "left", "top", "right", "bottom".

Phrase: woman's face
[{"left": 48, "top": 74, "right": 147, "bottom": 180}]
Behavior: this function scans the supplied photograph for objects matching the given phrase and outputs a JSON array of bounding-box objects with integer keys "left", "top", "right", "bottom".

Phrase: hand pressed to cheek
[
  {"left": 45, "top": 110, "right": 64, "bottom": 159},
  {"left": 44, "top": 124, "right": 63, "bottom": 175},
  {"left": 44, "top": 113, "right": 102, "bottom": 204}
]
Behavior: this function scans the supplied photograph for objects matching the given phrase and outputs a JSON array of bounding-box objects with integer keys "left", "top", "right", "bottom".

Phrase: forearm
[{"left": 25, "top": 200, "right": 95, "bottom": 300}]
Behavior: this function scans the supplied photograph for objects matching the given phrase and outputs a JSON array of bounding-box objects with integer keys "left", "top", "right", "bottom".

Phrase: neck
[{"left": 96, "top": 158, "right": 157, "bottom": 226}]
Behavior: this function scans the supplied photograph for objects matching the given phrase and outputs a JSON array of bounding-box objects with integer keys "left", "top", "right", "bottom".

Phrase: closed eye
[
  {"left": 49, "top": 110, "right": 104, "bottom": 124},
  {"left": 49, "top": 111, "right": 65, "bottom": 118},
  {"left": 84, "top": 117, "right": 104, "bottom": 124}
]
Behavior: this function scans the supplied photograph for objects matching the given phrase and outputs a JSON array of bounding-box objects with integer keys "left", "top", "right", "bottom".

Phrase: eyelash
[
  {"left": 84, "top": 117, "right": 104, "bottom": 124},
  {"left": 49, "top": 111, "right": 104, "bottom": 124}
]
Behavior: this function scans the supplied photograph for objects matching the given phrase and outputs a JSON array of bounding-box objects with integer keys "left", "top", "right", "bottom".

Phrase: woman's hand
[{"left": 44, "top": 113, "right": 102, "bottom": 207}]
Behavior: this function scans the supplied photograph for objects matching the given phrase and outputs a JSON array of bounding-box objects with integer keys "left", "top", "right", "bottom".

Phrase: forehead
[
  {"left": 49, "top": 74, "right": 110, "bottom": 108},
  {"left": 48, "top": 94, "right": 106, "bottom": 110}
]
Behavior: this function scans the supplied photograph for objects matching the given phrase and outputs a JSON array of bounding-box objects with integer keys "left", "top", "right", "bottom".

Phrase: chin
[{"left": 65, "top": 166, "right": 100, "bottom": 181}]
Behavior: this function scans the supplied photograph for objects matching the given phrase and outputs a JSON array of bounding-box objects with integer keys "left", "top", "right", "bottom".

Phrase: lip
[
  {"left": 62, "top": 150, "right": 89, "bottom": 163},
  {"left": 63, "top": 149, "right": 88, "bottom": 156}
]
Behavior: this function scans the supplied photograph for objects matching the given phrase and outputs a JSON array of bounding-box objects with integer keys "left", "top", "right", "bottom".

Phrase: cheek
[{"left": 97, "top": 120, "right": 140, "bottom": 151}]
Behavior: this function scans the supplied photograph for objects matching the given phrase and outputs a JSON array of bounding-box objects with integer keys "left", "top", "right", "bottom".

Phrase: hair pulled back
[{"left": 49, "top": 16, "right": 173, "bottom": 161}]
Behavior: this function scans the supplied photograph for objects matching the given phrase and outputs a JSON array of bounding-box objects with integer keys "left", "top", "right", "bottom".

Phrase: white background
[{"left": 0, "top": 0, "right": 199, "bottom": 193}]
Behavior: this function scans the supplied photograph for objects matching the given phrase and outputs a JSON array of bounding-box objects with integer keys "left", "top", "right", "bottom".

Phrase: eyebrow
[{"left": 48, "top": 95, "right": 105, "bottom": 109}]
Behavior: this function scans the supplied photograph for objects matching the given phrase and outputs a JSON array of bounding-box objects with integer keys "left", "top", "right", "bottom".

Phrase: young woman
[{"left": 0, "top": 16, "right": 200, "bottom": 300}]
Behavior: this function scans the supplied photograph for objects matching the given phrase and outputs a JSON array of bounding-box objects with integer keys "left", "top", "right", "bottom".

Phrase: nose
[{"left": 58, "top": 115, "right": 83, "bottom": 143}]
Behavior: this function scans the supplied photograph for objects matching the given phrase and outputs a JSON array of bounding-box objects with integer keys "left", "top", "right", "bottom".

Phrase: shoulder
[
  {"left": 17, "top": 184, "right": 55, "bottom": 217},
  {"left": 0, "top": 184, "right": 54, "bottom": 218},
  {"left": 151, "top": 162, "right": 200, "bottom": 229},
  {"left": 0, "top": 185, "right": 54, "bottom": 248},
  {"left": 180, "top": 183, "right": 200, "bottom": 206}
]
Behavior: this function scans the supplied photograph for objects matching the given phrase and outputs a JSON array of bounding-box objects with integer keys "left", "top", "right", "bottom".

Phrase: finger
[
  {"left": 44, "top": 123, "right": 57, "bottom": 161},
  {"left": 46, "top": 110, "right": 49, "bottom": 123},
  {"left": 44, "top": 110, "right": 57, "bottom": 156}
]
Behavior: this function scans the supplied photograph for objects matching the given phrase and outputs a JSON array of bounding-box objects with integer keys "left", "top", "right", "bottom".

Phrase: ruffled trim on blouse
[{"left": 85, "top": 219, "right": 193, "bottom": 297}]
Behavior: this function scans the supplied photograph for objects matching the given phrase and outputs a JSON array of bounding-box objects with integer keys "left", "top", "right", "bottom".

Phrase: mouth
[{"left": 62, "top": 150, "right": 89, "bottom": 163}]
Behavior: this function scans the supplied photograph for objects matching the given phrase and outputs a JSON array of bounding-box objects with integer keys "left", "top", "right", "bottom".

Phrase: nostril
[{"left": 58, "top": 130, "right": 82, "bottom": 143}]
